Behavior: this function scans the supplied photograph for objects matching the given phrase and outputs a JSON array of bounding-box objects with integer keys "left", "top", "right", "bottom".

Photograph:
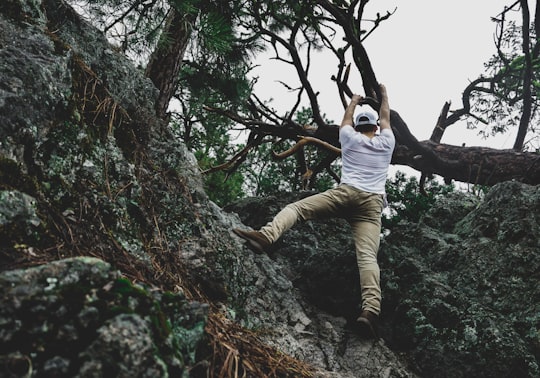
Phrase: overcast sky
[
  {"left": 363, "top": 0, "right": 525, "bottom": 148},
  {"left": 252, "top": 1, "right": 529, "bottom": 150}
]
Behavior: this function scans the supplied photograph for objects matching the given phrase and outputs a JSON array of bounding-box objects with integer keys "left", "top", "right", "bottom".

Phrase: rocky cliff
[{"left": 1, "top": 1, "right": 539, "bottom": 377}]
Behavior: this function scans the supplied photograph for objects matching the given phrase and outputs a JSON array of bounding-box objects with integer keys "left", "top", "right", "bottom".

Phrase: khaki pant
[{"left": 260, "top": 184, "right": 384, "bottom": 315}]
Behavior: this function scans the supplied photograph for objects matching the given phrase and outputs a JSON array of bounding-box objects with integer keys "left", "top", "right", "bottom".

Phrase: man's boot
[
  {"left": 232, "top": 228, "right": 271, "bottom": 254},
  {"left": 356, "top": 310, "right": 379, "bottom": 339}
]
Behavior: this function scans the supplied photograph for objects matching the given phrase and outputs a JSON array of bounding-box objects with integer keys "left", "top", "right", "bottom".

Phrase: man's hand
[
  {"left": 341, "top": 94, "right": 364, "bottom": 128},
  {"left": 351, "top": 94, "right": 363, "bottom": 105}
]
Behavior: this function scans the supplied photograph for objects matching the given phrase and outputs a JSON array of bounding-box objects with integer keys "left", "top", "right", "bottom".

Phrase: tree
[
  {"left": 464, "top": 0, "right": 540, "bottom": 150},
  {"left": 70, "top": 0, "right": 259, "bottom": 119},
  {"left": 145, "top": 5, "right": 196, "bottom": 119},
  {"left": 239, "top": 107, "right": 339, "bottom": 197},
  {"left": 383, "top": 172, "right": 455, "bottom": 230},
  {"left": 73, "top": 0, "right": 540, "bottom": 192},
  {"left": 202, "top": 0, "right": 540, "bottom": 189},
  {"left": 69, "top": 0, "right": 266, "bottom": 202}
]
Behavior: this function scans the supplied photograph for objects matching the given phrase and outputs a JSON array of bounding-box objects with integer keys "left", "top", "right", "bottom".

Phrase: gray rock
[{"left": 0, "top": 257, "right": 208, "bottom": 377}]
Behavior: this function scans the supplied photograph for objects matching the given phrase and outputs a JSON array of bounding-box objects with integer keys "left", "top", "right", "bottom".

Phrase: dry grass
[{"left": 206, "top": 310, "right": 316, "bottom": 378}]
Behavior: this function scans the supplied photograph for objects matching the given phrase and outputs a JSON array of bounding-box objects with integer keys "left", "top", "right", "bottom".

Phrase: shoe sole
[{"left": 232, "top": 229, "right": 265, "bottom": 254}]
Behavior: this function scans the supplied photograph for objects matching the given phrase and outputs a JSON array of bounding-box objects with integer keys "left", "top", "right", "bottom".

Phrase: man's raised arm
[
  {"left": 340, "top": 94, "right": 363, "bottom": 129},
  {"left": 378, "top": 84, "right": 391, "bottom": 131}
]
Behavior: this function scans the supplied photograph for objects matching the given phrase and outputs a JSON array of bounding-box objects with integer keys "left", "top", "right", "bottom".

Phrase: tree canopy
[{"left": 71, "top": 0, "right": 540, "bottom": 203}]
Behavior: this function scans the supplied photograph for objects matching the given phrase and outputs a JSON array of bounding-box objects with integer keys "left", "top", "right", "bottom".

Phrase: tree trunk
[{"left": 145, "top": 9, "right": 195, "bottom": 119}]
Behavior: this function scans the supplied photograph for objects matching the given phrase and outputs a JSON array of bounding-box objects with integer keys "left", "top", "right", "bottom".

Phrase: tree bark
[
  {"left": 513, "top": 0, "right": 533, "bottom": 151},
  {"left": 145, "top": 9, "right": 195, "bottom": 119},
  {"left": 392, "top": 142, "right": 540, "bottom": 186}
]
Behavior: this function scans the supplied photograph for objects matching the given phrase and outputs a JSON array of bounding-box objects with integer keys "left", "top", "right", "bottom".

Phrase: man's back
[{"left": 339, "top": 127, "right": 395, "bottom": 194}]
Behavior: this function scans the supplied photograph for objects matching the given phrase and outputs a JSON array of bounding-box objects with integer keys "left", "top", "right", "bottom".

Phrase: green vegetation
[{"left": 383, "top": 171, "right": 455, "bottom": 230}]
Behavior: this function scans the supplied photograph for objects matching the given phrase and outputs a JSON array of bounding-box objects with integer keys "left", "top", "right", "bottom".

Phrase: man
[{"left": 233, "top": 84, "right": 395, "bottom": 339}]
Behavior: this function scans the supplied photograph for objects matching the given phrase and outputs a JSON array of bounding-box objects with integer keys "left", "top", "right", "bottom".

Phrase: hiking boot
[
  {"left": 232, "top": 228, "right": 271, "bottom": 254},
  {"left": 356, "top": 310, "right": 379, "bottom": 339}
]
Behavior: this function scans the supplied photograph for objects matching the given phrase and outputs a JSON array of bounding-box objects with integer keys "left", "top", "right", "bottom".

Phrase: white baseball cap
[{"left": 354, "top": 111, "right": 378, "bottom": 127}]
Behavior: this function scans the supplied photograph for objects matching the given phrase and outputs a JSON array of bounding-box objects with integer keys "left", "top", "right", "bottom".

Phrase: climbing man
[{"left": 233, "top": 84, "right": 395, "bottom": 339}]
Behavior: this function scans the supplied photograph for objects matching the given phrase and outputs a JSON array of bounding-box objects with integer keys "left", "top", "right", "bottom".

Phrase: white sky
[
  {"left": 251, "top": 1, "right": 530, "bottom": 150},
  {"left": 363, "top": 0, "right": 523, "bottom": 148}
]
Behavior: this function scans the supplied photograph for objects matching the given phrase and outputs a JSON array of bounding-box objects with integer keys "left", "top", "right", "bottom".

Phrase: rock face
[
  {"left": 379, "top": 182, "right": 540, "bottom": 377},
  {"left": 0, "top": 0, "right": 539, "bottom": 377},
  {"left": 0, "top": 257, "right": 208, "bottom": 377},
  {"left": 226, "top": 182, "right": 540, "bottom": 377}
]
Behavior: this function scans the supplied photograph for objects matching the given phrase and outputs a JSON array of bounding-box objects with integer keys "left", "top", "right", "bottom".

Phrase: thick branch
[
  {"left": 514, "top": 0, "right": 533, "bottom": 150},
  {"left": 201, "top": 132, "right": 264, "bottom": 175},
  {"left": 392, "top": 142, "right": 540, "bottom": 186}
]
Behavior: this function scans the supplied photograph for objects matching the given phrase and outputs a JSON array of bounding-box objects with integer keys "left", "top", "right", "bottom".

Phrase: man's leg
[
  {"left": 348, "top": 191, "right": 384, "bottom": 338},
  {"left": 258, "top": 205, "right": 299, "bottom": 243},
  {"left": 234, "top": 187, "right": 347, "bottom": 253},
  {"left": 350, "top": 220, "right": 382, "bottom": 315},
  {"left": 261, "top": 187, "right": 348, "bottom": 241}
]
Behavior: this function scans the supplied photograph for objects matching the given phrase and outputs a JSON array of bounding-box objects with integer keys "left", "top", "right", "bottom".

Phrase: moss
[
  {"left": 112, "top": 277, "right": 145, "bottom": 296},
  {"left": 149, "top": 303, "right": 172, "bottom": 343},
  {"left": 102, "top": 278, "right": 174, "bottom": 341},
  {"left": 86, "top": 277, "right": 207, "bottom": 368}
]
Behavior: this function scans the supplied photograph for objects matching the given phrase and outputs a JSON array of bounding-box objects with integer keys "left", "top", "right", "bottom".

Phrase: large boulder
[
  {"left": 227, "top": 182, "right": 540, "bottom": 377},
  {"left": 0, "top": 257, "right": 208, "bottom": 377}
]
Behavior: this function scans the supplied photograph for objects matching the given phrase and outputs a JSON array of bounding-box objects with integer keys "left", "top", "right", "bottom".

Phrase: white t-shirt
[{"left": 339, "top": 126, "right": 395, "bottom": 194}]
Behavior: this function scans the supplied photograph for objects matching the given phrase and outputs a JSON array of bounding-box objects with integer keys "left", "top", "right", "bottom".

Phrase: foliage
[
  {"left": 240, "top": 141, "right": 337, "bottom": 198},
  {"left": 186, "top": 103, "right": 339, "bottom": 205},
  {"left": 383, "top": 171, "right": 455, "bottom": 230},
  {"left": 70, "top": 0, "right": 540, "bottom": 191},
  {"left": 170, "top": 62, "right": 252, "bottom": 206},
  {"left": 196, "top": 150, "right": 245, "bottom": 207},
  {"left": 241, "top": 141, "right": 300, "bottom": 196},
  {"left": 240, "top": 107, "right": 338, "bottom": 198},
  {"left": 68, "top": 0, "right": 170, "bottom": 58},
  {"left": 70, "top": 0, "right": 260, "bottom": 111},
  {"left": 468, "top": 18, "right": 540, "bottom": 150}
]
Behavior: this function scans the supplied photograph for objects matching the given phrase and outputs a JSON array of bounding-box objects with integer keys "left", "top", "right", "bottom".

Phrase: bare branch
[
  {"left": 271, "top": 136, "right": 342, "bottom": 160},
  {"left": 201, "top": 133, "right": 265, "bottom": 175},
  {"left": 430, "top": 101, "right": 451, "bottom": 143}
]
